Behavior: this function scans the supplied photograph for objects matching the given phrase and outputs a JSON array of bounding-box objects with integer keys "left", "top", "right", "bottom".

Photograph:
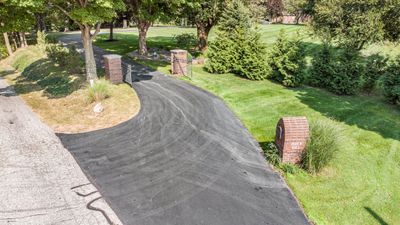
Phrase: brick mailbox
[
  {"left": 103, "top": 54, "right": 123, "bottom": 84},
  {"left": 171, "top": 49, "right": 188, "bottom": 75},
  {"left": 275, "top": 117, "right": 310, "bottom": 164}
]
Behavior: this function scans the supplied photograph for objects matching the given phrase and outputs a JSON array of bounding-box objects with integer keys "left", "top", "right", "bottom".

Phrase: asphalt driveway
[{"left": 58, "top": 34, "right": 310, "bottom": 225}]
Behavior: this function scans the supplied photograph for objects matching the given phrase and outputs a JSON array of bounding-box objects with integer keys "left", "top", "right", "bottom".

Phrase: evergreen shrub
[
  {"left": 269, "top": 30, "right": 306, "bottom": 87},
  {"left": 205, "top": 1, "right": 270, "bottom": 80}
]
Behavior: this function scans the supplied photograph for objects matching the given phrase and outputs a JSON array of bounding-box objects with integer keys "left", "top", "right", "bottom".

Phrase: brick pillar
[
  {"left": 103, "top": 54, "right": 123, "bottom": 84},
  {"left": 171, "top": 50, "right": 187, "bottom": 75},
  {"left": 275, "top": 117, "right": 310, "bottom": 164}
]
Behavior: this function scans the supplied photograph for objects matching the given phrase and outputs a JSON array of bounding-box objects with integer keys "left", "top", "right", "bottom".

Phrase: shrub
[
  {"left": 302, "top": 120, "right": 342, "bottom": 173},
  {"left": 328, "top": 49, "right": 364, "bottom": 95},
  {"left": 174, "top": 33, "right": 197, "bottom": 50},
  {"left": 261, "top": 141, "right": 281, "bottom": 167},
  {"left": 269, "top": 30, "right": 306, "bottom": 87},
  {"left": 87, "top": 79, "right": 111, "bottom": 103},
  {"left": 310, "top": 46, "right": 364, "bottom": 95},
  {"left": 0, "top": 43, "right": 8, "bottom": 59},
  {"left": 205, "top": 1, "right": 270, "bottom": 80},
  {"left": 309, "top": 43, "right": 335, "bottom": 87},
  {"left": 46, "top": 44, "right": 82, "bottom": 73},
  {"left": 361, "top": 54, "right": 388, "bottom": 94},
  {"left": 382, "top": 57, "right": 400, "bottom": 105}
]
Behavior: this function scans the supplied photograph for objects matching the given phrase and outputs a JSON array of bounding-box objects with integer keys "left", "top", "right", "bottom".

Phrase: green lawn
[{"left": 94, "top": 25, "right": 400, "bottom": 225}]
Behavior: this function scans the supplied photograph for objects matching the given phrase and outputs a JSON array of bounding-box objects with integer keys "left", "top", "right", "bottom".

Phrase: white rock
[{"left": 93, "top": 102, "right": 104, "bottom": 113}]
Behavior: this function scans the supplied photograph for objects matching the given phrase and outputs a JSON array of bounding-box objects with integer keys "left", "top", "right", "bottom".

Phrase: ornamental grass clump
[
  {"left": 302, "top": 120, "right": 342, "bottom": 174},
  {"left": 87, "top": 79, "right": 111, "bottom": 103}
]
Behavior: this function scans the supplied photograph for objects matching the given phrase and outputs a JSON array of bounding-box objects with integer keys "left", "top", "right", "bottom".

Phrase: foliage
[
  {"left": 261, "top": 141, "right": 281, "bottom": 167},
  {"left": 0, "top": 43, "right": 8, "bottom": 59},
  {"left": 361, "top": 54, "right": 388, "bottom": 94},
  {"left": 382, "top": 0, "right": 400, "bottom": 42},
  {"left": 310, "top": 46, "right": 364, "bottom": 95},
  {"left": 45, "top": 44, "right": 83, "bottom": 73},
  {"left": 174, "top": 33, "right": 197, "bottom": 50},
  {"left": 0, "top": 1, "right": 38, "bottom": 33},
  {"left": 311, "top": 0, "right": 400, "bottom": 50},
  {"left": 269, "top": 30, "right": 305, "bottom": 87},
  {"left": 178, "top": 0, "right": 226, "bottom": 51},
  {"left": 382, "top": 57, "right": 400, "bottom": 105},
  {"left": 328, "top": 49, "right": 364, "bottom": 95},
  {"left": 48, "top": 0, "right": 125, "bottom": 80},
  {"left": 308, "top": 43, "right": 335, "bottom": 87},
  {"left": 283, "top": 0, "right": 308, "bottom": 23},
  {"left": 266, "top": 0, "right": 284, "bottom": 20},
  {"left": 205, "top": 1, "right": 270, "bottom": 80},
  {"left": 36, "top": 31, "right": 47, "bottom": 52},
  {"left": 302, "top": 120, "right": 342, "bottom": 174},
  {"left": 87, "top": 79, "right": 111, "bottom": 103}
]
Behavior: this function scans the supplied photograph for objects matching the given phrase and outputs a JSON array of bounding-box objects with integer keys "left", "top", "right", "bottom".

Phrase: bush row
[
  {"left": 309, "top": 44, "right": 400, "bottom": 104},
  {"left": 206, "top": 27, "right": 307, "bottom": 87},
  {"left": 207, "top": 25, "right": 399, "bottom": 105}
]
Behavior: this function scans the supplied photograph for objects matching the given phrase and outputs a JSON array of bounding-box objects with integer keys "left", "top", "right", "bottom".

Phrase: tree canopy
[{"left": 311, "top": 0, "right": 400, "bottom": 50}]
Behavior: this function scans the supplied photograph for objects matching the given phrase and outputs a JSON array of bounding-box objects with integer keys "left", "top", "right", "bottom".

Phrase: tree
[
  {"left": 283, "top": 0, "right": 308, "bottom": 24},
  {"left": 48, "top": 0, "right": 124, "bottom": 82},
  {"left": 180, "top": 0, "right": 226, "bottom": 52},
  {"left": 382, "top": 0, "right": 400, "bottom": 42},
  {"left": 125, "top": 0, "right": 181, "bottom": 55},
  {"left": 311, "top": 0, "right": 391, "bottom": 50},
  {"left": 266, "top": 0, "right": 284, "bottom": 21},
  {"left": 206, "top": 1, "right": 270, "bottom": 80},
  {"left": 0, "top": 0, "right": 38, "bottom": 54}
]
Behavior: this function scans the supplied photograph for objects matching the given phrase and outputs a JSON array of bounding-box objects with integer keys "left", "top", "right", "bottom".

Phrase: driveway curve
[{"left": 58, "top": 34, "right": 310, "bottom": 225}]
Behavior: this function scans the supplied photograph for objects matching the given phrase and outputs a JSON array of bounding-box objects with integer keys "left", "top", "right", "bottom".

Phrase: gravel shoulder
[{"left": 0, "top": 77, "right": 122, "bottom": 225}]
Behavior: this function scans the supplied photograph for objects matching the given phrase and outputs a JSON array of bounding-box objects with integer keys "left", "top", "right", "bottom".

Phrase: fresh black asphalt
[{"left": 58, "top": 34, "right": 310, "bottom": 225}]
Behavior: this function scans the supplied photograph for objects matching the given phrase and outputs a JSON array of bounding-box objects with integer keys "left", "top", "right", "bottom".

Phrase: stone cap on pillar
[
  {"left": 171, "top": 49, "right": 187, "bottom": 54},
  {"left": 103, "top": 54, "right": 122, "bottom": 60}
]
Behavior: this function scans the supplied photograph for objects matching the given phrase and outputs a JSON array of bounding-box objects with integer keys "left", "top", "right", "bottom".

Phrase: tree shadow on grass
[
  {"left": 0, "top": 69, "right": 16, "bottom": 78},
  {"left": 12, "top": 58, "right": 85, "bottom": 99},
  {"left": 295, "top": 87, "right": 400, "bottom": 141},
  {"left": 364, "top": 207, "right": 389, "bottom": 225}
]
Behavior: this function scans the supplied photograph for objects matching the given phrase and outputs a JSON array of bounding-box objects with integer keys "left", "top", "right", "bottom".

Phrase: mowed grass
[
  {"left": 94, "top": 27, "right": 196, "bottom": 55},
  {"left": 93, "top": 25, "right": 400, "bottom": 224},
  {"left": 183, "top": 68, "right": 400, "bottom": 225},
  {"left": 0, "top": 46, "right": 140, "bottom": 133}
]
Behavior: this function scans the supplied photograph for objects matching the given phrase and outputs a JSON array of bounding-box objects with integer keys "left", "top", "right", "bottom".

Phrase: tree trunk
[
  {"left": 3, "top": 32, "right": 13, "bottom": 55},
  {"left": 81, "top": 26, "right": 98, "bottom": 81},
  {"left": 196, "top": 22, "right": 212, "bottom": 52},
  {"left": 11, "top": 33, "right": 18, "bottom": 50},
  {"left": 19, "top": 32, "right": 28, "bottom": 47},
  {"left": 35, "top": 13, "right": 46, "bottom": 32},
  {"left": 123, "top": 19, "right": 128, "bottom": 29},
  {"left": 108, "top": 20, "right": 114, "bottom": 41},
  {"left": 138, "top": 20, "right": 150, "bottom": 55}
]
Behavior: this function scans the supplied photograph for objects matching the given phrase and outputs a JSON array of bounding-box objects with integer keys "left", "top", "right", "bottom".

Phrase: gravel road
[{"left": 0, "top": 77, "right": 122, "bottom": 225}]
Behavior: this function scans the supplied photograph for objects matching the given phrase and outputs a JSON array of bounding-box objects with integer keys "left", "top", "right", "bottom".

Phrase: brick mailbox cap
[{"left": 103, "top": 54, "right": 122, "bottom": 59}]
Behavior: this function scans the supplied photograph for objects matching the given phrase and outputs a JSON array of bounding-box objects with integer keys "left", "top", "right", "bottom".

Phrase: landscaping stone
[
  {"left": 93, "top": 102, "right": 104, "bottom": 113},
  {"left": 275, "top": 117, "right": 310, "bottom": 164}
]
